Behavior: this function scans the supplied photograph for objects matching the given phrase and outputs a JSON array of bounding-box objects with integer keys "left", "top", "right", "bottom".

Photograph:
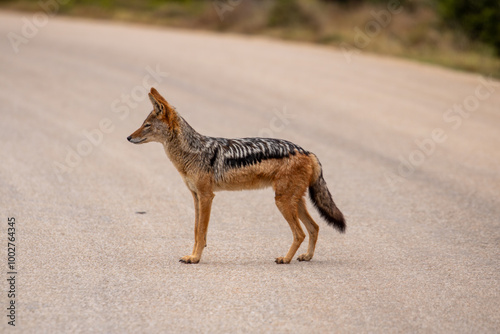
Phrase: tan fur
[
  {"left": 128, "top": 88, "right": 343, "bottom": 264},
  {"left": 175, "top": 154, "right": 318, "bottom": 264}
]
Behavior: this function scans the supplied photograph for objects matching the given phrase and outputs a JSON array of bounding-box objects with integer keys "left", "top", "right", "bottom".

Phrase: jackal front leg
[{"left": 179, "top": 191, "right": 214, "bottom": 264}]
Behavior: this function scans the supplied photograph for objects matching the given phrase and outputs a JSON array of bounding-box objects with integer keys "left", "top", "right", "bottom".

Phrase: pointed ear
[
  {"left": 150, "top": 87, "right": 162, "bottom": 99},
  {"left": 148, "top": 88, "right": 180, "bottom": 130},
  {"left": 150, "top": 87, "right": 175, "bottom": 111},
  {"left": 148, "top": 93, "right": 164, "bottom": 116}
]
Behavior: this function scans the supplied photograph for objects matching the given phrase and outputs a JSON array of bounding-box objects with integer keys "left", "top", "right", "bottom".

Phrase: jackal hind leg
[
  {"left": 297, "top": 198, "right": 319, "bottom": 262},
  {"left": 274, "top": 195, "right": 305, "bottom": 264}
]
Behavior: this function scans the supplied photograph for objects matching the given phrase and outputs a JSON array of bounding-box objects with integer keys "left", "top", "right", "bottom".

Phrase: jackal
[{"left": 128, "top": 88, "right": 345, "bottom": 264}]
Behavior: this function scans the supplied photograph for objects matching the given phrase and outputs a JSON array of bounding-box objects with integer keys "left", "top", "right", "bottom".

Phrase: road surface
[{"left": 1, "top": 11, "right": 499, "bottom": 333}]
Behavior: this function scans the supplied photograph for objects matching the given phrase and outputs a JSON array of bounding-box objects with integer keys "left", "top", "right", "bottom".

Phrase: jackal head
[{"left": 127, "top": 88, "right": 179, "bottom": 144}]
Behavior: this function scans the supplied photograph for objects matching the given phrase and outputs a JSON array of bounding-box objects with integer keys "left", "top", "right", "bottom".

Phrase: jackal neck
[{"left": 161, "top": 116, "right": 207, "bottom": 175}]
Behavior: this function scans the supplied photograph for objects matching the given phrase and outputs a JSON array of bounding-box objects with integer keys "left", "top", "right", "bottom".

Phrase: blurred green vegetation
[
  {"left": 1, "top": 0, "right": 499, "bottom": 77},
  {"left": 437, "top": 0, "right": 500, "bottom": 55}
]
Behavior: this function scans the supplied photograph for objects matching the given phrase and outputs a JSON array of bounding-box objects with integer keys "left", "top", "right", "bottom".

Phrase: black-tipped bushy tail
[{"left": 309, "top": 171, "right": 346, "bottom": 233}]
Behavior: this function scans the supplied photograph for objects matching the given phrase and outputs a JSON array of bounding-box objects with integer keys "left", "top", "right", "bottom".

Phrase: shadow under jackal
[{"left": 128, "top": 88, "right": 345, "bottom": 264}]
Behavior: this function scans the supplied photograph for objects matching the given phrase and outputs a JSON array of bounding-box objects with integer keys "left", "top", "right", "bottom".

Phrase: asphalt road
[{"left": 1, "top": 11, "right": 499, "bottom": 333}]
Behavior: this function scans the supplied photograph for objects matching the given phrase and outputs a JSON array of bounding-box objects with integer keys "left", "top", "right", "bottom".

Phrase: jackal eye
[{"left": 143, "top": 123, "right": 151, "bottom": 128}]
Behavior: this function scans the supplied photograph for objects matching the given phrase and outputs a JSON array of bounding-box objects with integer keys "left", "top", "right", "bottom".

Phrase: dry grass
[{"left": 2, "top": 0, "right": 499, "bottom": 77}]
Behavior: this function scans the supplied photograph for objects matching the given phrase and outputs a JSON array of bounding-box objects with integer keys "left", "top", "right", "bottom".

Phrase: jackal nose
[{"left": 127, "top": 136, "right": 132, "bottom": 142}]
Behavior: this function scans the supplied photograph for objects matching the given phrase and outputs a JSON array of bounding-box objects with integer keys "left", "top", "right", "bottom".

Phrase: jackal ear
[
  {"left": 150, "top": 87, "right": 162, "bottom": 99},
  {"left": 149, "top": 88, "right": 179, "bottom": 130},
  {"left": 149, "top": 93, "right": 165, "bottom": 116}
]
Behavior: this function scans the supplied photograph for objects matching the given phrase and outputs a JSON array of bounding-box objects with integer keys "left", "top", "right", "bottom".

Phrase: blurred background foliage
[
  {"left": 1, "top": 0, "right": 499, "bottom": 76},
  {"left": 437, "top": 0, "right": 500, "bottom": 55}
]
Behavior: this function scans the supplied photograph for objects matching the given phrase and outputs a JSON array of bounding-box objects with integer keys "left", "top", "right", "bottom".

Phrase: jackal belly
[
  {"left": 214, "top": 154, "right": 315, "bottom": 192},
  {"left": 214, "top": 158, "right": 283, "bottom": 191}
]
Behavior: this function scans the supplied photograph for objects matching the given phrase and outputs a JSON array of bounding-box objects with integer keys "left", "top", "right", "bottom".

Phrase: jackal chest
[{"left": 163, "top": 146, "right": 188, "bottom": 175}]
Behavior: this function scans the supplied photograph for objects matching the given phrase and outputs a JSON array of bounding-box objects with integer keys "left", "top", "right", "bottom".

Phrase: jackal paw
[
  {"left": 275, "top": 257, "right": 291, "bottom": 264},
  {"left": 179, "top": 255, "right": 200, "bottom": 264},
  {"left": 297, "top": 253, "right": 313, "bottom": 261}
]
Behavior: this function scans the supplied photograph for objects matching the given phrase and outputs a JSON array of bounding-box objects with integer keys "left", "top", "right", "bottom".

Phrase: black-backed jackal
[{"left": 128, "top": 88, "right": 345, "bottom": 264}]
